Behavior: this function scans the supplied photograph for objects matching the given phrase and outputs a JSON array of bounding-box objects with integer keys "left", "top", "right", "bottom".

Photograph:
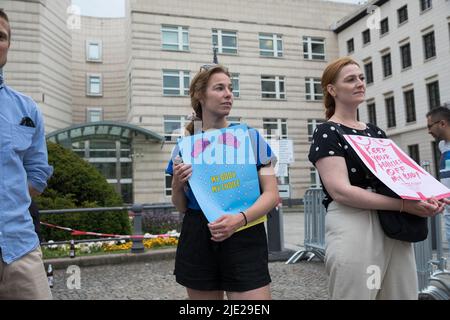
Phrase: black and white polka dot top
[{"left": 308, "top": 121, "right": 387, "bottom": 209}]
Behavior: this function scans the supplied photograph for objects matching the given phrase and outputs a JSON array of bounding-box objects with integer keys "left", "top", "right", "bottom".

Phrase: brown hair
[
  {"left": 185, "top": 64, "right": 231, "bottom": 135},
  {"left": 0, "top": 9, "right": 11, "bottom": 41},
  {"left": 426, "top": 105, "right": 450, "bottom": 122},
  {"left": 321, "top": 57, "right": 360, "bottom": 119}
]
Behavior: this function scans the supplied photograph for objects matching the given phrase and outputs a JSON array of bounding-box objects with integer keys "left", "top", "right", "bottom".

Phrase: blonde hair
[
  {"left": 185, "top": 64, "right": 231, "bottom": 135},
  {"left": 321, "top": 57, "right": 360, "bottom": 120}
]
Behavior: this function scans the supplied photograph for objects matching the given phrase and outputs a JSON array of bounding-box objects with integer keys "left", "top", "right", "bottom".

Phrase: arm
[
  {"left": 24, "top": 108, "right": 53, "bottom": 194},
  {"left": 315, "top": 156, "right": 441, "bottom": 217},
  {"left": 208, "top": 164, "right": 279, "bottom": 242},
  {"left": 28, "top": 185, "right": 41, "bottom": 197},
  {"left": 171, "top": 162, "right": 192, "bottom": 214}
]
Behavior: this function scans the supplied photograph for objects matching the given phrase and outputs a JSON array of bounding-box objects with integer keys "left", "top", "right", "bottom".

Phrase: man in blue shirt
[
  {"left": 427, "top": 106, "right": 450, "bottom": 257},
  {"left": 0, "top": 9, "right": 53, "bottom": 299}
]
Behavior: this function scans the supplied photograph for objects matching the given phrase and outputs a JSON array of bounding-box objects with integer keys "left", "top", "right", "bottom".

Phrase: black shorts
[{"left": 174, "top": 209, "right": 271, "bottom": 292}]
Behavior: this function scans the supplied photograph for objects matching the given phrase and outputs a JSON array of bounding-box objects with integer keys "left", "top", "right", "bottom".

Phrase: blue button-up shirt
[{"left": 0, "top": 78, "right": 53, "bottom": 264}]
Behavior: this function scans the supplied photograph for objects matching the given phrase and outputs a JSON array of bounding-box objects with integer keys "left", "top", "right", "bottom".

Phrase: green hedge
[{"left": 36, "top": 142, "right": 131, "bottom": 241}]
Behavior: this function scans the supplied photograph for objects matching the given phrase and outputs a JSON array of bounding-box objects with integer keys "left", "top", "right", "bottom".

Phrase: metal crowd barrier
[
  {"left": 285, "top": 187, "right": 450, "bottom": 299},
  {"left": 414, "top": 214, "right": 450, "bottom": 300},
  {"left": 286, "top": 188, "right": 326, "bottom": 264}
]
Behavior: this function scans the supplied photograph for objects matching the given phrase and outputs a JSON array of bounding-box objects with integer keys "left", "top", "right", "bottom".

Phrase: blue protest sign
[{"left": 177, "top": 125, "right": 262, "bottom": 223}]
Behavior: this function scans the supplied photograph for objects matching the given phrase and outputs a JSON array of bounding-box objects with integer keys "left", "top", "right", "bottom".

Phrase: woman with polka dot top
[{"left": 308, "top": 57, "right": 446, "bottom": 300}]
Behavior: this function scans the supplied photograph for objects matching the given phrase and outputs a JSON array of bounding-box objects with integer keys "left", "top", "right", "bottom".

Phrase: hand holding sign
[
  {"left": 343, "top": 135, "right": 450, "bottom": 201},
  {"left": 177, "top": 125, "right": 265, "bottom": 226}
]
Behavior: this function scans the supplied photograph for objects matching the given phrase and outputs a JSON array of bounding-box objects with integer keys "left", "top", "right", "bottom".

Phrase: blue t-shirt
[
  {"left": 165, "top": 124, "right": 276, "bottom": 210},
  {"left": 439, "top": 140, "right": 450, "bottom": 216}
]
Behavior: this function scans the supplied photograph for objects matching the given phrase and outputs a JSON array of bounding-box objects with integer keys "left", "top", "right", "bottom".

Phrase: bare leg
[
  {"left": 226, "top": 285, "right": 271, "bottom": 300},
  {"left": 186, "top": 288, "right": 225, "bottom": 300}
]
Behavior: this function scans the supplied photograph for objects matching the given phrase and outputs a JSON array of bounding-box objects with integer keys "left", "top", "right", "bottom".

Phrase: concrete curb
[
  {"left": 44, "top": 247, "right": 294, "bottom": 269},
  {"left": 44, "top": 248, "right": 176, "bottom": 270}
]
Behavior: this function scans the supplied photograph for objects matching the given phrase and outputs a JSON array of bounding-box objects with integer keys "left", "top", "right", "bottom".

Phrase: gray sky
[{"left": 71, "top": 0, "right": 363, "bottom": 17}]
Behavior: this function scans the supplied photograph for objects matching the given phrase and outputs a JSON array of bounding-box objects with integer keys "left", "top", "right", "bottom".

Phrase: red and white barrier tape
[{"left": 40, "top": 221, "right": 178, "bottom": 239}]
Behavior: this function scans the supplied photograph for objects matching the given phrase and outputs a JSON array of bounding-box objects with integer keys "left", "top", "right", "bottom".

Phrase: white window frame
[
  {"left": 261, "top": 76, "right": 285, "bottom": 100},
  {"left": 165, "top": 173, "right": 173, "bottom": 197},
  {"left": 420, "top": 0, "right": 432, "bottom": 12},
  {"left": 303, "top": 36, "right": 325, "bottom": 60},
  {"left": 307, "top": 119, "right": 324, "bottom": 142},
  {"left": 362, "top": 29, "right": 371, "bottom": 45},
  {"left": 87, "top": 74, "right": 103, "bottom": 96},
  {"left": 227, "top": 116, "right": 241, "bottom": 126},
  {"left": 161, "top": 25, "right": 189, "bottom": 51},
  {"left": 87, "top": 107, "right": 103, "bottom": 123},
  {"left": 263, "top": 118, "right": 288, "bottom": 140},
  {"left": 305, "top": 78, "right": 323, "bottom": 101},
  {"left": 310, "top": 167, "right": 321, "bottom": 188},
  {"left": 163, "top": 115, "right": 189, "bottom": 142},
  {"left": 422, "top": 30, "right": 436, "bottom": 61},
  {"left": 163, "top": 70, "right": 190, "bottom": 96},
  {"left": 259, "top": 33, "right": 283, "bottom": 57},
  {"left": 86, "top": 40, "right": 102, "bottom": 62},
  {"left": 231, "top": 73, "right": 240, "bottom": 98},
  {"left": 212, "top": 29, "right": 237, "bottom": 54},
  {"left": 347, "top": 38, "right": 354, "bottom": 54}
]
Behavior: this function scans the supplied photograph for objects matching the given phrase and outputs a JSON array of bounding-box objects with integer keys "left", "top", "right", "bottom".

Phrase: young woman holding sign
[
  {"left": 308, "top": 57, "right": 447, "bottom": 300},
  {"left": 166, "top": 64, "right": 279, "bottom": 300}
]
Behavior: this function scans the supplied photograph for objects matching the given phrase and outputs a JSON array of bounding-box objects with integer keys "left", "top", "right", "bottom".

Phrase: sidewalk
[{"left": 45, "top": 206, "right": 449, "bottom": 269}]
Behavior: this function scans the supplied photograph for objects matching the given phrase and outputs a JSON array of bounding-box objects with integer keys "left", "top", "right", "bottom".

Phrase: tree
[{"left": 36, "top": 142, "right": 131, "bottom": 241}]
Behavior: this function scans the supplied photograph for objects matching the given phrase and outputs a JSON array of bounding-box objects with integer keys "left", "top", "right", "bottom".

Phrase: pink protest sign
[{"left": 343, "top": 135, "right": 450, "bottom": 201}]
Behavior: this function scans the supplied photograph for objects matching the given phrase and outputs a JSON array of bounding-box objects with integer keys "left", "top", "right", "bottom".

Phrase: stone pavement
[
  {"left": 50, "top": 259, "right": 328, "bottom": 300},
  {"left": 49, "top": 209, "right": 330, "bottom": 300},
  {"left": 46, "top": 208, "right": 450, "bottom": 300}
]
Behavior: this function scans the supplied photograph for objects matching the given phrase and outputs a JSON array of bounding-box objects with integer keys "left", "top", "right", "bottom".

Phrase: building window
[
  {"left": 367, "top": 102, "right": 377, "bottom": 125},
  {"left": 380, "top": 18, "right": 389, "bottom": 36},
  {"left": 259, "top": 33, "right": 283, "bottom": 57},
  {"left": 308, "top": 119, "right": 324, "bottom": 142},
  {"left": 397, "top": 5, "right": 408, "bottom": 25},
  {"left": 404, "top": 89, "right": 416, "bottom": 123},
  {"left": 420, "top": 0, "right": 432, "bottom": 12},
  {"left": 263, "top": 118, "right": 288, "bottom": 139},
  {"left": 305, "top": 78, "right": 323, "bottom": 101},
  {"left": 302, "top": 37, "right": 325, "bottom": 60},
  {"left": 427, "top": 80, "right": 441, "bottom": 110},
  {"left": 227, "top": 117, "right": 241, "bottom": 125},
  {"left": 423, "top": 31, "right": 436, "bottom": 60},
  {"left": 163, "top": 70, "right": 190, "bottom": 96},
  {"left": 231, "top": 73, "right": 240, "bottom": 98},
  {"left": 408, "top": 144, "right": 420, "bottom": 165},
  {"left": 86, "top": 40, "right": 102, "bottom": 62},
  {"left": 347, "top": 38, "right": 354, "bottom": 54},
  {"left": 161, "top": 25, "right": 189, "bottom": 51},
  {"left": 261, "top": 76, "right": 285, "bottom": 99},
  {"left": 364, "top": 62, "right": 373, "bottom": 84},
  {"left": 362, "top": 29, "right": 371, "bottom": 45},
  {"left": 212, "top": 29, "right": 237, "bottom": 54},
  {"left": 385, "top": 96, "right": 396, "bottom": 128},
  {"left": 382, "top": 53, "right": 392, "bottom": 78},
  {"left": 400, "top": 43, "right": 412, "bottom": 69},
  {"left": 163, "top": 115, "right": 189, "bottom": 142},
  {"left": 165, "top": 173, "right": 172, "bottom": 196},
  {"left": 128, "top": 73, "right": 132, "bottom": 110},
  {"left": 87, "top": 74, "right": 102, "bottom": 96},
  {"left": 86, "top": 107, "right": 103, "bottom": 122},
  {"left": 310, "top": 167, "right": 321, "bottom": 188}
]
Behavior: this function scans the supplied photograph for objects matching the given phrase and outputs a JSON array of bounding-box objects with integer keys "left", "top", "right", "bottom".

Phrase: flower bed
[{"left": 42, "top": 231, "right": 179, "bottom": 259}]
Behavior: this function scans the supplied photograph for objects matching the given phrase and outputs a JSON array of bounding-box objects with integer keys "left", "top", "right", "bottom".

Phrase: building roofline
[
  {"left": 46, "top": 121, "right": 164, "bottom": 143},
  {"left": 332, "top": 0, "right": 390, "bottom": 34}
]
